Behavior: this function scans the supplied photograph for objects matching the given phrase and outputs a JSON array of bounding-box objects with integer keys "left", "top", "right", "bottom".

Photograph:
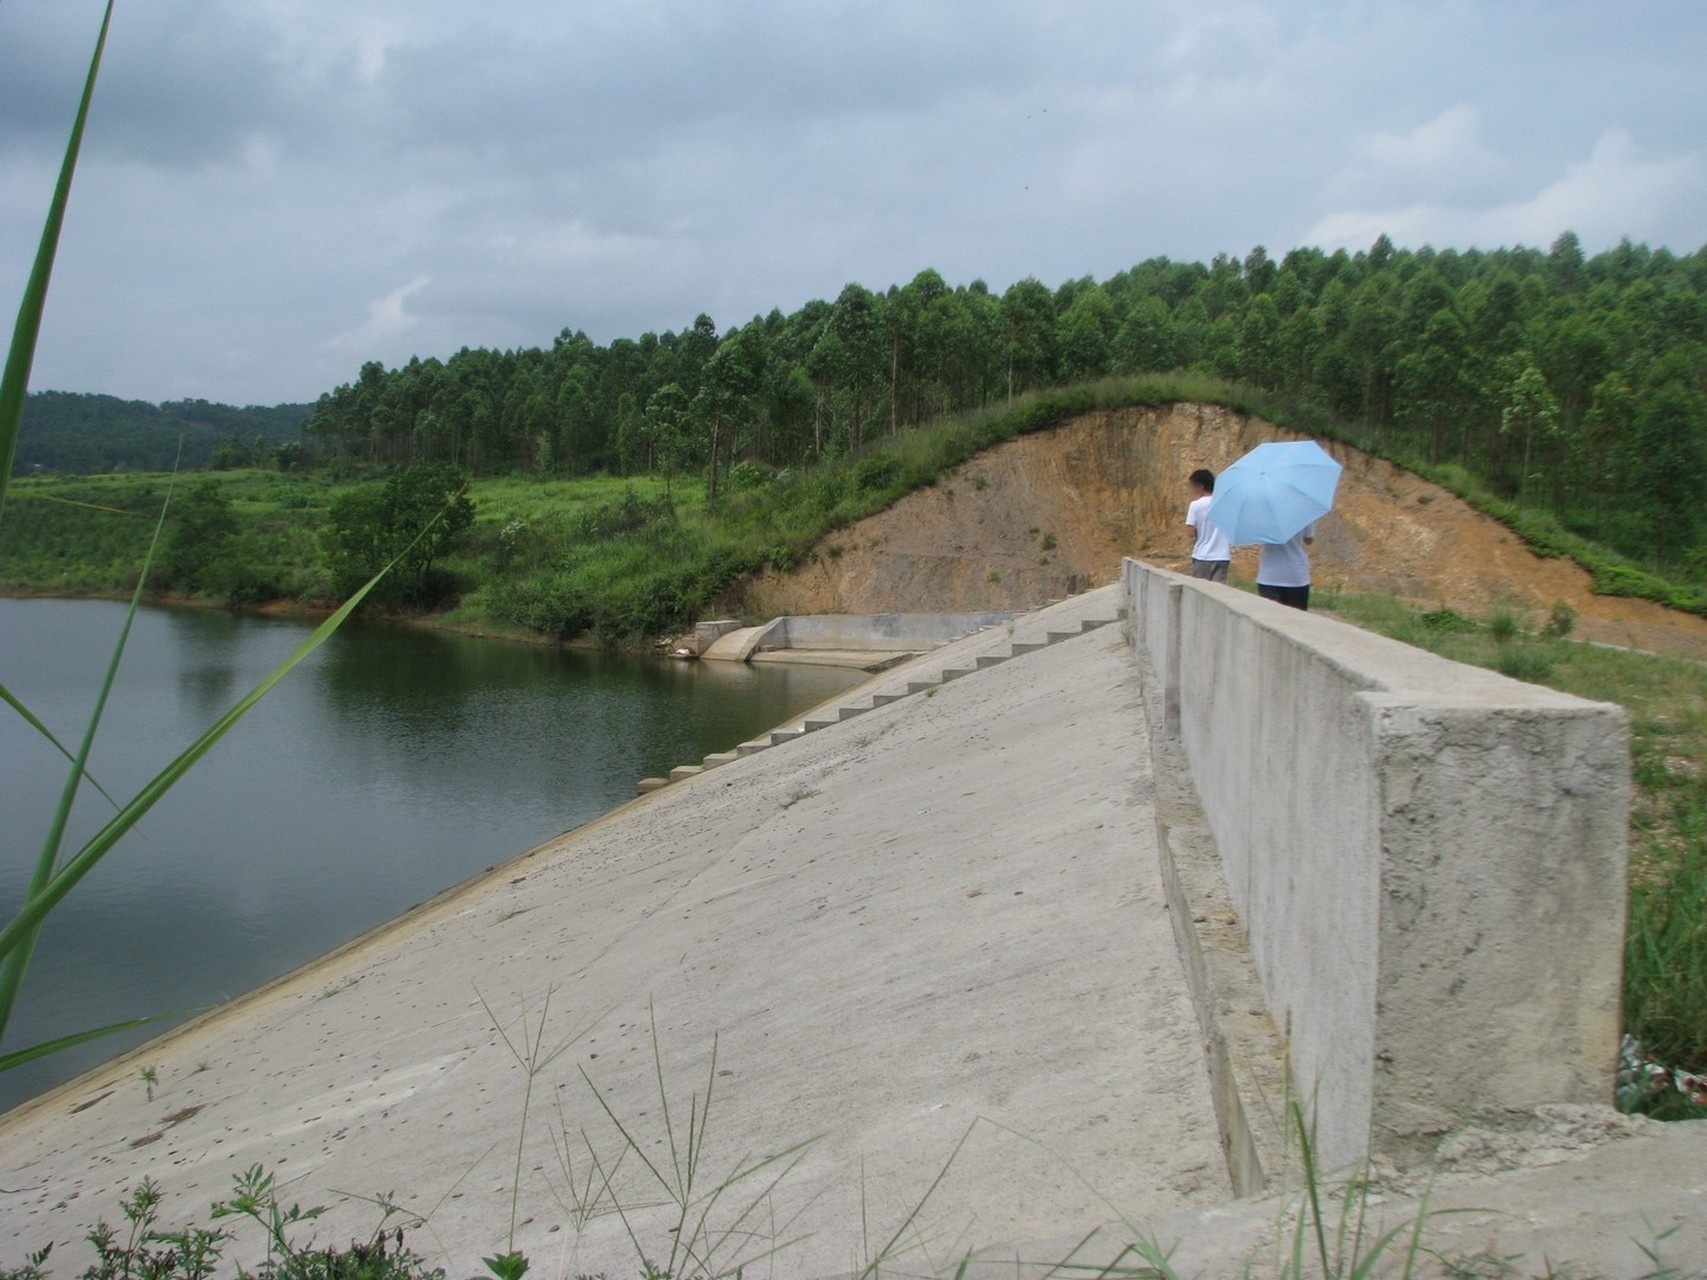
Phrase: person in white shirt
[
  {"left": 1256, "top": 522, "right": 1316, "bottom": 610},
  {"left": 1185, "top": 469, "right": 1231, "bottom": 582}
]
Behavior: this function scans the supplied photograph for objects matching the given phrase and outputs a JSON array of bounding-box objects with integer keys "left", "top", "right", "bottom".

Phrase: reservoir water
[{"left": 0, "top": 598, "right": 864, "bottom": 1113}]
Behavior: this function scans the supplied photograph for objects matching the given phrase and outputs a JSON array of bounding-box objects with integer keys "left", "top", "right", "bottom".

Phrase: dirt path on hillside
[{"left": 734, "top": 403, "right": 1707, "bottom": 662}]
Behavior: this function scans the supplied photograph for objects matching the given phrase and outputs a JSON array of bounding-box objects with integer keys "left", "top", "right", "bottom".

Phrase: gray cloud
[{"left": 2, "top": 0, "right": 1704, "bottom": 406}]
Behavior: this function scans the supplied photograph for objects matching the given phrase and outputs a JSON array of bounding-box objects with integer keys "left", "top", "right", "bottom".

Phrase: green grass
[{"left": 1322, "top": 589, "right": 1707, "bottom": 1090}]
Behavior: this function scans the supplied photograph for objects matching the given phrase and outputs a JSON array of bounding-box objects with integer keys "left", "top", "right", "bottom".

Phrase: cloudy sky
[{"left": 2, "top": 1, "right": 1704, "bottom": 407}]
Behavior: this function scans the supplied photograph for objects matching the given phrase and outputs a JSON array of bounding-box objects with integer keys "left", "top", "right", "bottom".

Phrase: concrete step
[
  {"left": 975, "top": 653, "right": 1009, "bottom": 669},
  {"left": 635, "top": 776, "right": 669, "bottom": 795},
  {"left": 771, "top": 727, "right": 806, "bottom": 745},
  {"left": 701, "top": 751, "right": 739, "bottom": 770},
  {"left": 667, "top": 764, "right": 702, "bottom": 783},
  {"left": 736, "top": 740, "right": 771, "bottom": 758}
]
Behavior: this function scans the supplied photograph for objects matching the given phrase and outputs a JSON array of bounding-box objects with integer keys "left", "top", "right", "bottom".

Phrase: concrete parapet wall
[{"left": 1123, "top": 558, "right": 1629, "bottom": 1171}]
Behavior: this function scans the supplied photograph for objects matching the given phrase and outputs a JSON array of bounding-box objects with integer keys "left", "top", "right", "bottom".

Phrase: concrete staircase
[{"left": 635, "top": 594, "right": 1126, "bottom": 795}]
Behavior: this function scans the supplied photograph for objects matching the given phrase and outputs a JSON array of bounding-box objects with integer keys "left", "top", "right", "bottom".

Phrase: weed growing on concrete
[
  {"left": 576, "top": 1013, "right": 818, "bottom": 1280},
  {"left": 781, "top": 785, "right": 820, "bottom": 809},
  {"left": 315, "top": 975, "right": 361, "bottom": 1001},
  {"left": 139, "top": 1065, "right": 157, "bottom": 1102},
  {"left": 0, "top": 1166, "right": 442, "bottom": 1280},
  {"left": 478, "top": 985, "right": 589, "bottom": 1267}
]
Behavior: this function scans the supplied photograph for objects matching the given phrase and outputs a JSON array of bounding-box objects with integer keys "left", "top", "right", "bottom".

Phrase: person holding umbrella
[
  {"left": 1255, "top": 523, "right": 1315, "bottom": 610},
  {"left": 1206, "top": 439, "right": 1342, "bottom": 612}
]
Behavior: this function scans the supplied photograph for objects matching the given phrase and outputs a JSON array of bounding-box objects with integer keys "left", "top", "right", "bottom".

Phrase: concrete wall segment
[
  {"left": 1123, "top": 558, "right": 1629, "bottom": 1171},
  {"left": 1363, "top": 694, "right": 1630, "bottom": 1159}
]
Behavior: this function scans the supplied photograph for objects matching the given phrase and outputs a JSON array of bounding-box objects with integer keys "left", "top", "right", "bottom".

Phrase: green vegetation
[
  {"left": 1320, "top": 590, "right": 1707, "bottom": 1095},
  {"left": 0, "top": 375, "right": 1210, "bottom": 638},
  {"left": 287, "top": 236, "right": 1707, "bottom": 587},
  {"left": 9, "top": 1095, "right": 1702, "bottom": 1279},
  {"left": 10, "top": 232, "right": 1707, "bottom": 641},
  {"left": 14, "top": 392, "right": 310, "bottom": 474}
]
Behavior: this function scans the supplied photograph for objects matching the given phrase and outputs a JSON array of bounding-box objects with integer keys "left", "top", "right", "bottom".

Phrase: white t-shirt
[
  {"left": 1256, "top": 523, "right": 1315, "bottom": 587},
  {"left": 1186, "top": 495, "right": 1231, "bottom": 562}
]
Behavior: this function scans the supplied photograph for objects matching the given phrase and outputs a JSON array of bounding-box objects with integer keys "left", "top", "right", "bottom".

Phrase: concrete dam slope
[
  {"left": 4, "top": 581, "right": 1705, "bottom": 1277},
  {"left": 0, "top": 590, "right": 1232, "bottom": 1278}
]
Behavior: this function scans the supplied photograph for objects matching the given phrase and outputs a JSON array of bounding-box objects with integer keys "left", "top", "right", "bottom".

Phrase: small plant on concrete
[
  {"left": 576, "top": 1011, "right": 817, "bottom": 1280},
  {"left": 478, "top": 985, "right": 589, "bottom": 1275},
  {"left": 1, "top": 1166, "right": 440, "bottom": 1280},
  {"left": 781, "top": 785, "right": 819, "bottom": 809},
  {"left": 139, "top": 1065, "right": 157, "bottom": 1102}
]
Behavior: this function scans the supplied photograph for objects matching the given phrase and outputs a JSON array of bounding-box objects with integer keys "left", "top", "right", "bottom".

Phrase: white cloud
[
  {"left": 6, "top": 0, "right": 1707, "bottom": 404},
  {"left": 1362, "top": 106, "right": 1501, "bottom": 185},
  {"left": 327, "top": 276, "right": 432, "bottom": 355},
  {"left": 1305, "top": 127, "right": 1707, "bottom": 253}
]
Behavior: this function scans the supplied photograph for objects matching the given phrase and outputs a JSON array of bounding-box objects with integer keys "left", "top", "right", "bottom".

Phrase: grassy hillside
[
  {"left": 14, "top": 391, "right": 310, "bottom": 474},
  {"left": 4, "top": 376, "right": 1705, "bottom": 639}
]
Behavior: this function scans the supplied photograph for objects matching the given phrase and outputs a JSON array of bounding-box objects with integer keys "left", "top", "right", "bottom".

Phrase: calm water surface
[{"left": 0, "top": 598, "right": 862, "bottom": 1111}]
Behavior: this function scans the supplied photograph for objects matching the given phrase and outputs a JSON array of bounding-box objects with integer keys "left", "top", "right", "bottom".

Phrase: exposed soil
[{"left": 734, "top": 402, "right": 1707, "bottom": 662}]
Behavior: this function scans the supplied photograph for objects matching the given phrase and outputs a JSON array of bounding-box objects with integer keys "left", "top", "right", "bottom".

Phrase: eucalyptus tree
[
  {"left": 644, "top": 383, "right": 692, "bottom": 496},
  {"left": 999, "top": 277, "right": 1056, "bottom": 399},
  {"left": 1498, "top": 353, "right": 1562, "bottom": 506}
]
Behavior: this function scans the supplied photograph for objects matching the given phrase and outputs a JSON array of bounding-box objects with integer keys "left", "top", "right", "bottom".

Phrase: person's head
[{"left": 1189, "top": 468, "right": 1215, "bottom": 496}]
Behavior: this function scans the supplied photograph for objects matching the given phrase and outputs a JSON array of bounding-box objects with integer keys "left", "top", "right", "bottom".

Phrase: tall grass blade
[
  {"left": 0, "top": 560, "right": 389, "bottom": 979},
  {"left": 0, "top": 0, "right": 114, "bottom": 522},
  {"left": 0, "top": 679, "right": 122, "bottom": 811},
  {"left": 0, "top": 476, "right": 172, "bottom": 1039},
  {"left": 0, "top": 1011, "right": 185, "bottom": 1074},
  {"left": 0, "top": 470, "right": 466, "bottom": 1062}
]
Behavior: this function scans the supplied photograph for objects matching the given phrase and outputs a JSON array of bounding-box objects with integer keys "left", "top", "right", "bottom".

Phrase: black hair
[{"left": 1189, "top": 468, "right": 1215, "bottom": 493}]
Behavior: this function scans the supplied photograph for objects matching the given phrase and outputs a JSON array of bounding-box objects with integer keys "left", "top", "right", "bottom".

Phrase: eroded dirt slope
[{"left": 734, "top": 402, "right": 1707, "bottom": 661}]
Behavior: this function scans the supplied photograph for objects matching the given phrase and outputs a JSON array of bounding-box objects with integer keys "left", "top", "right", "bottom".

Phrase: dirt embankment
[{"left": 734, "top": 402, "right": 1707, "bottom": 662}]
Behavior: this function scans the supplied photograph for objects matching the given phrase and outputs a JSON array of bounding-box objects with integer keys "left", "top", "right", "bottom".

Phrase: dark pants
[
  {"left": 1191, "top": 559, "right": 1230, "bottom": 583},
  {"left": 1257, "top": 582, "right": 1310, "bottom": 610}
]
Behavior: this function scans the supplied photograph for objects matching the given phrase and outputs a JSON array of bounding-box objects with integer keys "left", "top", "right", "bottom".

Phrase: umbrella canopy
[{"left": 1206, "top": 439, "right": 1343, "bottom": 545}]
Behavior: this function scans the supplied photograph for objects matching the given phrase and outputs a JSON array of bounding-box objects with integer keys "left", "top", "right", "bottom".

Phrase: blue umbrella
[{"left": 1207, "top": 440, "right": 1343, "bottom": 545}]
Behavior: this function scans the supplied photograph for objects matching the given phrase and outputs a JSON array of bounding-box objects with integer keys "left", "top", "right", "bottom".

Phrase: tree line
[
  {"left": 301, "top": 234, "right": 1707, "bottom": 574},
  {"left": 15, "top": 393, "right": 310, "bottom": 473}
]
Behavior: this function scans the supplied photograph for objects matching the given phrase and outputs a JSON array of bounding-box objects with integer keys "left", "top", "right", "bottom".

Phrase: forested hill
[
  {"left": 303, "top": 233, "right": 1707, "bottom": 577},
  {"left": 15, "top": 392, "right": 310, "bottom": 474}
]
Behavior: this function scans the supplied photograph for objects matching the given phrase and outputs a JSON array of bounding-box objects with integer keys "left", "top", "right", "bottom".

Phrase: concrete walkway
[{"left": 1, "top": 588, "right": 1234, "bottom": 1278}]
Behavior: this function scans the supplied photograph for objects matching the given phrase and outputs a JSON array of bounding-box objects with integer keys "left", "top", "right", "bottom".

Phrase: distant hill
[{"left": 13, "top": 392, "right": 311, "bottom": 474}]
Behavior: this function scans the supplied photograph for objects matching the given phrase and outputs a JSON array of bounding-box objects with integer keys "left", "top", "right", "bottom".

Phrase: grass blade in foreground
[
  {"left": 0, "top": 0, "right": 114, "bottom": 521},
  {"left": 0, "top": 491, "right": 172, "bottom": 1037},
  {"left": 0, "top": 558, "right": 391, "bottom": 984},
  {"left": 0, "top": 1012, "right": 185, "bottom": 1074}
]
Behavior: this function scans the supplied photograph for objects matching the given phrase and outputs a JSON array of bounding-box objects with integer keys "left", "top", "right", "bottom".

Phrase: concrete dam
[{"left": 3, "top": 566, "right": 1700, "bottom": 1279}]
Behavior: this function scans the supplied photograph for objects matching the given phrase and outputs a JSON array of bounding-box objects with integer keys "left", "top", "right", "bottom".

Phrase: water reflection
[{"left": 0, "top": 598, "right": 862, "bottom": 1112}]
